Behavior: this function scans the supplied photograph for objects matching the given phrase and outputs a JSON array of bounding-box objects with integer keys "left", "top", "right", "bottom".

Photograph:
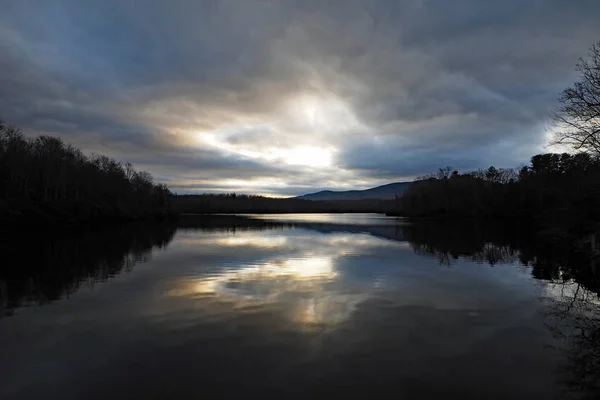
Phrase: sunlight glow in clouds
[
  {"left": 191, "top": 91, "right": 357, "bottom": 169},
  {"left": 275, "top": 146, "right": 334, "bottom": 167},
  {"left": 199, "top": 131, "right": 335, "bottom": 168},
  {"left": 287, "top": 93, "right": 364, "bottom": 133}
]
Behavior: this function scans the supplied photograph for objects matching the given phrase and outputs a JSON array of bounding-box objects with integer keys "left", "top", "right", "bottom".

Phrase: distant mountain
[{"left": 297, "top": 182, "right": 411, "bottom": 201}]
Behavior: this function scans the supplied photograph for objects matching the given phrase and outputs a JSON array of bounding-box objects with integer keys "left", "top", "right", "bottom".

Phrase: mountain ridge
[{"left": 297, "top": 182, "right": 411, "bottom": 201}]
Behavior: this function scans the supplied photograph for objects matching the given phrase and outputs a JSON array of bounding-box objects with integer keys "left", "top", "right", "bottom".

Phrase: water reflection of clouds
[
  {"left": 176, "top": 228, "right": 407, "bottom": 252},
  {"left": 165, "top": 230, "right": 391, "bottom": 328},
  {"left": 237, "top": 213, "right": 405, "bottom": 225},
  {"left": 168, "top": 263, "right": 367, "bottom": 328},
  {"left": 178, "top": 235, "right": 289, "bottom": 248},
  {"left": 169, "top": 256, "right": 337, "bottom": 298},
  {"left": 164, "top": 227, "right": 540, "bottom": 331}
]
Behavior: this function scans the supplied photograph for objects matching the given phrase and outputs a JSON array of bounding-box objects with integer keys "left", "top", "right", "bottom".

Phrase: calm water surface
[{"left": 1, "top": 214, "right": 599, "bottom": 399}]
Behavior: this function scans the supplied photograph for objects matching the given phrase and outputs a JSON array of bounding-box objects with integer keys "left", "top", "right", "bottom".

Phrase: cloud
[{"left": 1, "top": 0, "right": 599, "bottom": 195}]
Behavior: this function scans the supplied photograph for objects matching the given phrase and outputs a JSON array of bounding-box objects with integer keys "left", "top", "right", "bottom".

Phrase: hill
[{"left": 297, "top": 182, "right": 411, "bottom": 201}]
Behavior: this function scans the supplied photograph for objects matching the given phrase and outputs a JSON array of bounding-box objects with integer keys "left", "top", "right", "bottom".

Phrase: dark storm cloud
[{"left": 1, "top": 0, "right": 599, "bottom": 194}]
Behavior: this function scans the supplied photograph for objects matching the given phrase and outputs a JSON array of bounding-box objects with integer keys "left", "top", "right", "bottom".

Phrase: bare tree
[
  {"left": 436, "top": 166, "right": 453, "bottom": 180},
  {"left": 552, "top": 42, "right": 600, "bottom": 154}
]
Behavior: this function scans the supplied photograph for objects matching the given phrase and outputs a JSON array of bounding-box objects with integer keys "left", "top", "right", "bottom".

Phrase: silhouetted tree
[{"left": 552, "top": 41, "right": 600, "bottom": 153}]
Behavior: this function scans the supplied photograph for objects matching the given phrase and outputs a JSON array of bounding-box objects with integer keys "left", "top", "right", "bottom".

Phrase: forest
[
  {"left": 0, "top": 121, "right": 172, "bottom": 224},
  {"left": 394, "top": 152, "right": 600, "bottom": 239}
]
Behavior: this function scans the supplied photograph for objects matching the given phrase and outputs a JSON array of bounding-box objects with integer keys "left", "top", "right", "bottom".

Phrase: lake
[{"left": 1, "top": 214, "right": 599, "bottom": 399}]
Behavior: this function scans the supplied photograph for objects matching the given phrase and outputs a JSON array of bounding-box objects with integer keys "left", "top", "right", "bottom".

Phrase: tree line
[
  {"left": 173, "top": 193, "right": 395, "bottom": 214},
  {"left": 394, "top": 152, "right": 600, "bottom": 237},
  {"left": 0, "top": 121, "right": 172, "bottom": 223}
]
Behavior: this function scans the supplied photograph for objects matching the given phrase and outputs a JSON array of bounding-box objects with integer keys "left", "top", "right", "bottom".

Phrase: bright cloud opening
[{"left": 270, "top": 146, "right": 334, "bottom": 167}]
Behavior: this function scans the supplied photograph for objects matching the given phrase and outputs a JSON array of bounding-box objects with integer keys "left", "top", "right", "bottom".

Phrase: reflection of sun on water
[
  {"left": 212, "top": 236, "right": 288, "bottom": 248},
  {"left": 165, "top": 230, "right": 398, "bottom": 328},
  {"left": 167, "top": 255, "right": 369, "bottom": 328},
  {"left": 274, "top": 257, "right": 336, "bottom": 279},
  {"left": 168, "top": 257, "right": 336, "bottom": 298},
  {"left": 196, "top": 257, "right": 336, "bottom": 292},
  {"left": 292, "top": 295, "right": 367, "bottom": 326}
]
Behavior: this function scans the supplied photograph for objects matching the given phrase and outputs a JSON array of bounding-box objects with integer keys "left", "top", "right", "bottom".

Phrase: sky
[{"left": 1, "top": 0, "right": 600, "bottom": 196}]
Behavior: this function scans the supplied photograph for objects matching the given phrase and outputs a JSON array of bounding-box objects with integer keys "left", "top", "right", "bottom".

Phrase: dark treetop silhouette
[
  {"left": 393, "top": 153, "right": 600, "bottom": 240},
  {"left": 0, "top": 121, "right": 172, "bottom": 224}
]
